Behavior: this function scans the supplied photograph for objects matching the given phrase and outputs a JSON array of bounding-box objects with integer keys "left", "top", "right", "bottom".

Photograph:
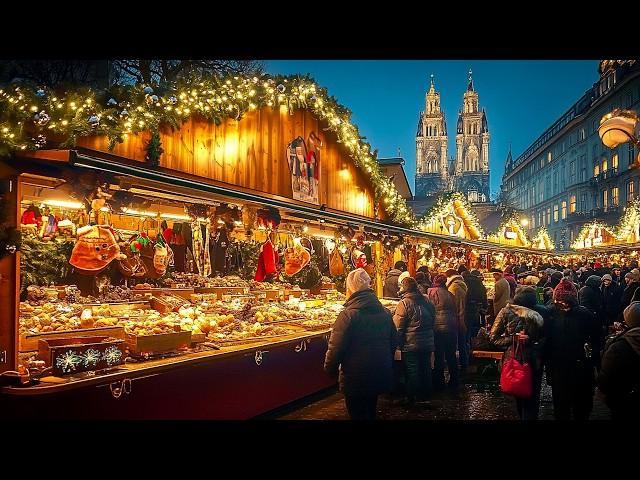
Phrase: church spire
[
  {"left": 467, "top": 68, "right": 474, "bottom": 91},
  {"left": 428, "top": 74, "right": 435, "bottom": 93}
]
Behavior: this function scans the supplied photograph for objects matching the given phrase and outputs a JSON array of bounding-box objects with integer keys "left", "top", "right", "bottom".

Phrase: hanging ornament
[
  {"left": 6, "top": 244, "right": 17, "bottom": 254},
  {"left": 35, "top": 88, "right": 45, "bottom": 97},
  {"left": 143, "top": 86, "right": 154, "bottom": 95},
  {"left": 310, "top": 95, "right": 317, "bottom": 101},
  {"left": 34, "top": 111, "right": 50, "bottom": 126},
  {"left": 34, "top": 134, "right": 46, "bottom": 148},
  {"left": 168, "top": 95, "right": 178, "bottom": 105},
  {"left": 277, "top": 84, "right": 286, "bottom": 93},
  {"left": 145, "top": 95, "right": 154, "bottom": 105},
  {"left": 119, "top": 109, "right": 129, "bottom": 118},
  {"left": 88, "top": 115, "right": 100, "bottom": 127},
  {"left": 150, "top": 94, "right": 159, "bottom": 103},
  {"left": 107, "top": 98, "right": 117, "bottom": 106}
]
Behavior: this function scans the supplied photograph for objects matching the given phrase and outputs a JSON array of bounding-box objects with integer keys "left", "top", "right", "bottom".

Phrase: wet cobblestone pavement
[{"left": 270, "top": 363, "right": 611, "bottom": 420}]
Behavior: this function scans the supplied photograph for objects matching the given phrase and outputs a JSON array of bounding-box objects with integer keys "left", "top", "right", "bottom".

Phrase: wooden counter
[{"left": 0, "top": 329, "right": 336, "bottom": 419}]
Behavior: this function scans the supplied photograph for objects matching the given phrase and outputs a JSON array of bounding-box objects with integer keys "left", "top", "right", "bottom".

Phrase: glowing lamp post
[{"left": 598, "top": 109, "right": 640, "bottom": 164}]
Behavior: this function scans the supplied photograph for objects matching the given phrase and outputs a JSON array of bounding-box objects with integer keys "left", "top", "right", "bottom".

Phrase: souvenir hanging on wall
[
  {"left": 69, "top": 225, "right": 124, "bottom": 274},
  {"left": 257, "top": 207, "right": 281, "bottom": 230},
  {"left": 329, "top": 247, "right": 345, "bottom": 276},
  {"left": 284, "top": 236, "right": 311, "bottom": 276},
  {"left": 255, "top": 235, "right": 279, "bottom": 281}
]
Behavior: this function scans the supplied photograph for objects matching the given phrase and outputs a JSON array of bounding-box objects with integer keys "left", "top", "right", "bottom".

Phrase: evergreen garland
[
  {"left": 233, "top": 240, "right": 261, "bottom": 281},
  {"left": 145, "top": 130, "right": 164, "bottom": 167},
  {"left": 20, "top": 237, "right": 75, "bottom": 293},
  {"left": 0, "top": 73, "right": 413, "bottom": 225}
]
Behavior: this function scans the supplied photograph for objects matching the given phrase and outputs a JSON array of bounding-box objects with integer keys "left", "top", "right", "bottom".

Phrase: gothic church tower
[
  {"left": 415, "top": 75, "right": 449, "bottom": 197},
  {"left": 454, "top": 70, "right": 490, "bottom": 202}
]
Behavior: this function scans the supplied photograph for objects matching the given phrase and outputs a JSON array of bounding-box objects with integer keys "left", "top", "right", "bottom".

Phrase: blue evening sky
[{"left": 266, "top": 60, "right": 600, "bottom": 198}]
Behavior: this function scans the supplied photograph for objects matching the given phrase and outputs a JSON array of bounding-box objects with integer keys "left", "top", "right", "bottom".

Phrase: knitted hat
[
  {"left": 346, "top": 268, "right": 371, "bottom": 294},
  {"left": 398, "top": 271, "right": 411, "bottom": 285},
  {"left": 513, "top": 286, "right": 537, "bottom": 309},
  {"left": 602, "top": 274, "right": 613, "bottom": 282},
  {"left": 553, "top": 278, "right": 578, "bottom": 306},
  {"left": 626, "top": 271, "right": 639, "bottom": 281},
  {"left": 432, "top": 274, "right": 448, "bottom": 288},
  {"left": 399, "top": 276, "right": 419, "bottom": 294},
  {"left": 563, "top": 269, "right": 572, "bottom": 277},
  {"left": 623, "top": 301, "right": 640, "bottom": 328}
]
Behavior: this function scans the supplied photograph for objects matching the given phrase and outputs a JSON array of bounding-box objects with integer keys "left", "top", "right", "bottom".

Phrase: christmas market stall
[{"left": 0, "top": 74, "right": 419, "bottom": 419}]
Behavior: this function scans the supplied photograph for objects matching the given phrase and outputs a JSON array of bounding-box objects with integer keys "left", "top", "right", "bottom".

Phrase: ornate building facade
[{"left": 415, "top": 71, "right": 491, "bottom": 203}]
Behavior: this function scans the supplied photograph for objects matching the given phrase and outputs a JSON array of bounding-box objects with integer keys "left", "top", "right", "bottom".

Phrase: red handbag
[{"left": 500, "top": 335, "right": 533, "bottom": 399}]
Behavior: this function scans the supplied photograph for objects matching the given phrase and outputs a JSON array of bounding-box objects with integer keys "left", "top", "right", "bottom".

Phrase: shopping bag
[{"left": 499, "top": 335, "right": 532, "bottom": 399}]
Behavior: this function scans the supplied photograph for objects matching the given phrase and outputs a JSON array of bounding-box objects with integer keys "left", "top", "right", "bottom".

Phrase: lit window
[
  {"left": 561, "top": 201, "right": 567, "bottom": 219},
  {"left": 594, "top": 164, "right": 600, "bottom": 177},
  {"left": 579, "top": 128, "right": 585, "bottom": 141},
  {"left": 553, "top": 204, "right": 559, "bottom": 222},
  {"left": 612, "top": 187, "right": 619, "bottom": 206},
  {"left": 570, "top": 194, "right": 576, "bottom": 213},
  {"left": 628, "top": 180, "right": 635, "bottom": 201},
  {"left": 603, "top": 189, "right": 608, "bottom": 209},
  {"left": 546, "top": 207, "right": 551, "bottom": 224},
  {"left": 602, "top": 157, "right": 608, "bottom": 172},
  {"left": 548, "top": 151, "right": 552, "bottom": 163},
  {"left": 612, "top": 153, "right": 619, "bottom": 170}
]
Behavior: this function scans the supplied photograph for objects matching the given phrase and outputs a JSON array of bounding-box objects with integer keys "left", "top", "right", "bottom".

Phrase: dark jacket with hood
[
  {"left": 597, "top": 327, "right": 640, "bottom": 419},
  {"left": 544, "top": 271, "right": 563, "bottom": 290},
  {"left": 578, "top": 276, "right": 603, "bottom": 320},
  {"left": 601, "top": 282, "right": 621, "bottom": 327},
  {"left": 324, "top": 289, "right": 397, "bottom": 396},
  {"left": 393, "top": 291, "right": 436, "bottom": 352},
  {"left": 427, "top": 286, "right": 458, "bottom": 333},
  {"left": 383, "top": 269, "right": 402, "bottom": 298},
  {"left": 545, "top": 304, "right": 602, "bottom": 389},
  {"left": 462, "top": 272, "right": 488, "bottom": 331},
  {"left": 619, "top": 281, "right": 640, "bottom": 320}
]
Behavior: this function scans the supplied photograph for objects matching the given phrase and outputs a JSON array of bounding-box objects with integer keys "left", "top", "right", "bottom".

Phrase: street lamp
[{"left": 598, "top": 109, "right": 640, "bottom": 163}]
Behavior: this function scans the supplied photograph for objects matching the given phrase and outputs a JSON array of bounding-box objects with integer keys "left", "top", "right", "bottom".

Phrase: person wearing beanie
[
  {"left": 392, "top": 276, "right": 436, "bottom": 406},
  {"left": 490, "top": 286, "right": 546, "bottom": 420},
  {"left": 415, "top": 271, "right": 431, "bottom": 294},
  {"left": 578, "top": 276, "right": 603, "bottom": 327},
  {"left": 383, "top": 261, "right": 407, "bottom": 299},
  {"left": 398, "top": 271, "right": 411, "bottom": 287},
  {"left": 427, "top": 274, "right": 459, "bottom": 390},
  {"left": 492, "top": 269, "right": 511, "bottom": 321},
  {"left": 446, "top": 268, "right": 469, "bottom": 372},
  {"left": 597, "top": 301, "right": 640, "bottom": 420},
  {"left": 544, "top": 278, "right": 602, "bottom": 420},
  {"left": 601, "top": 274, "right": 622, "bottom": 333},
  {"left": 325, "top": 268, "right": 397, "bottom": 420}
]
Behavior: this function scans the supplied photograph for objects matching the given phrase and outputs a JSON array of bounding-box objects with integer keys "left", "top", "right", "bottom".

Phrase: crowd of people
[{"left": 324, "top": 259, "right": 640, "bottom": 421}]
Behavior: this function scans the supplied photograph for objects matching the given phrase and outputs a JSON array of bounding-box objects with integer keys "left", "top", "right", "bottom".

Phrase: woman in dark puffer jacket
[
  {"left": 393, "top": 276, "right": 436, "bottom": 405},
  {"left": 427, "top": 274, "right": 459, "bottom": 390}
]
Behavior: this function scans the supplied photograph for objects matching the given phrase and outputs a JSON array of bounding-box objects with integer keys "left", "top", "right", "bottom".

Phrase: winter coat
[
  {"left": 504, "top": 274, "right": 517, "bottom": 298},
  {"left": 578, "top": 279, "right": 603, "bottom": 319},
  {"left": 489, "top": 304, "right": 544, "bottom": 350},
  {"left": 597, "top": 327, "right": 640, "bottom": 420},
  {"left": 619, "top": 281, "right": 640, "bottom": 320},
  {"left": 544, "top": 304, "right": 602, "bottom": 390},
  {"left": 493, "top": 277, "right": 511, "bottom": 317},
  {"left": 601, "top": 283, "right": 621, "bottom": 327},
  {"left": 383, "top": 269, "right": 402, "bottom": 298},
  {"left": 427, "top": 286, "right": 458, "bottom": 333},
  {"left": 324, "top": 289, "right": 397, "bottom": 396},
  {"left": 463, "top": 273, "right": 488, "bottom": 331},
  {"left": 447, "top": 275, "right": 468, "bottom": 333},
  {"left": 393, "top": 291, "right": 436, "bottom": 352}
]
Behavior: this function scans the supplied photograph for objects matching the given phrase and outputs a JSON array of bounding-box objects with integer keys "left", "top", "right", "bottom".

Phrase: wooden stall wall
[{"left": 77, "top": 109, "right": 378, "bottom": 218}]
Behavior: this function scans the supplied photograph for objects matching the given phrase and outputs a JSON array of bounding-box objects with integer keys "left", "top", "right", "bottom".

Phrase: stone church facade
[{"left": 415, "top": 71, "right": 490, "bottom": 203}]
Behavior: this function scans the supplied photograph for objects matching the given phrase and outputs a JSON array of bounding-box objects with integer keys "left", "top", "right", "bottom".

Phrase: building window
[
  {"left": 594, "top": 163, "right": 600, "bottom": 177},
  {"left": 612, "top": 153, "right": 619, "bottom": 171},
  {"left": 531, "top": 215, "right": 535, "bottom": 229},
  {"left": 539, "top": 211, "right": 543, "bottom": 227},
  {"left": 546, "top": 207, "right": 551, "bottom": 224},
  {"left": 592, "top": 144, "right": 597, "bottom": 159},
  {"left": 581, "top": 193, "right": 587, "bottom": 212},
  {"left": 561, "top": 200, "right": 567, "bottom": 219},
  {"left": 553, "top": 204, "right": 559, "bottom": 222},
  {"left": 628, "top": 180, "right": 635, "bottom": 202},
  {"left": 603, "top": 189, "right": 608, "bottom": 209},
  {"left": 569, "top": 160, "right": 576, "bottom": 183},
  {"left": 570, "top": 194, "right": 576, "bottom": 213},
  {"left": 630, "top": 143, "right": 636, "bottom": 166},
  {"left": 602, "top": 157, "right": 608, "bottom": 172},
  {"left": 553, "top": 171, "right": 558, "bottom": 193},
  {"left": 579, "top": 128, "right": 586, "bottom": 141},
  {"left": 548, "top": 151, "right": 552, "bottom": 163},
  {"left": 612, "top": 186, "right": 619, "bottom": 207}
]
